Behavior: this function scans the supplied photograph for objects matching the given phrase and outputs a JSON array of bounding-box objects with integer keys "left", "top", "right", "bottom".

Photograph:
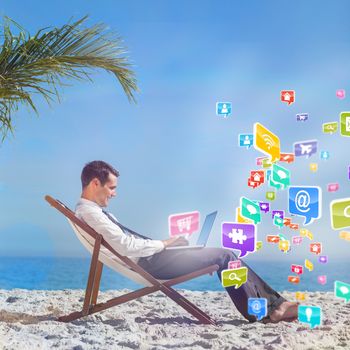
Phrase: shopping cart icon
[
  {"left": 168, "top": 211, "right": 200, "bottom": 236},
  {"left": 177, "top": 216, "right": 193, "bottom": 232}
]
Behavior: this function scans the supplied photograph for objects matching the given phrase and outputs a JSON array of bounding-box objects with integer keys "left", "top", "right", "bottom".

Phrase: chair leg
[{"left": 91, "top": 261, "right": 103, "bottom": 305}]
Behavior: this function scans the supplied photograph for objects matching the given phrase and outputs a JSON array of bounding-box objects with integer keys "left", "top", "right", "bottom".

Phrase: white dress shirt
[{"left": 75, "top": 198, "right": 165, "bottom": 263}]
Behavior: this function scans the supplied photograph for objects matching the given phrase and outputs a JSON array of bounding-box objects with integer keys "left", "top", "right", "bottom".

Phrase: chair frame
[{"left": 45, "top": 195, "right": 219, "bottom": 325}]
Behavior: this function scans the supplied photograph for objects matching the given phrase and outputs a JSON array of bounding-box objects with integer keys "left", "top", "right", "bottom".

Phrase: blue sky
[{"left": 0, "top": 1, "right": 350, "bottom": 264}]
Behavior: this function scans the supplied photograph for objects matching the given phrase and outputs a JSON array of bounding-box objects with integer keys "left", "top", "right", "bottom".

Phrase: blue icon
[
  {"left": 298, "top": 305, "right": 322, "bottom": 329},
  {"left": 216, "top": 102, "right": 232, "bottom": 117},
  {"left": 239, "top": 134, "right": 254, "bottom": 148},
  {"left": 248, "top": 298, "right": 267, "bottom": 321},
  {"left": 320, "top": 150, "right": 330, "bottom": 160},
  {"left": 266, "top": 170, "right": 271, "bottom": 181},
  {"left": 288, "top": 186, "right": 321, "bottom": 225}
]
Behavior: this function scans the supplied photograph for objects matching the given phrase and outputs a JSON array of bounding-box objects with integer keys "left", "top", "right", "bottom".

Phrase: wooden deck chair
[{"left": 45, "top": 195, "right": 219, "bottom": 325}]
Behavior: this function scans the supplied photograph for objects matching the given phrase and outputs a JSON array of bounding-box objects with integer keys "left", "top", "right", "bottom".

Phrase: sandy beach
[{"left": 1, "top": 289, "right": 349, "bottom": 350}]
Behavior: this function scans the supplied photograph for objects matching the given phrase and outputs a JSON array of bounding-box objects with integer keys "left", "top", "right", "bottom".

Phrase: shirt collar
[{"left": 76, "top": 197, "right": 103, "bottom": 211}]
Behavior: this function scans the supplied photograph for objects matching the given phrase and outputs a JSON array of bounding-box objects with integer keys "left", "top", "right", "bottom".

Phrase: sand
[{"left": 0, "top": 289, "right": 349, "bottom": 350}]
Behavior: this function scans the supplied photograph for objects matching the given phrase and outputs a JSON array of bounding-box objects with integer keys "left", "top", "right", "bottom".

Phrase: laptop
[{"left": 166, "top": 211, "right": 217, "bottom": 250}]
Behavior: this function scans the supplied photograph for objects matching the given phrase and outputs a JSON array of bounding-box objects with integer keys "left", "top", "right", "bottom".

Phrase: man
[{"left": 76, "top": 160, "right": 298, "bottom": 323}]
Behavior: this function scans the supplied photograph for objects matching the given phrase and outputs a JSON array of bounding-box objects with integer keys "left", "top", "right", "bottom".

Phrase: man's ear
[{"left": 91, "top": 178, "right": 100, "bottom": 187}]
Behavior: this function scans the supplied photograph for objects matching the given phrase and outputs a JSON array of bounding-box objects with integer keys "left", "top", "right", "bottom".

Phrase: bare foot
[{"left": 269, "top": 301, "right": 299, "bottom": 323}]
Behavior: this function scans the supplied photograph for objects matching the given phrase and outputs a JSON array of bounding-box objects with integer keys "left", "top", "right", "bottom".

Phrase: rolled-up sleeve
[{"left": 76, "top": 207, "right": 164, "bottom": 258}]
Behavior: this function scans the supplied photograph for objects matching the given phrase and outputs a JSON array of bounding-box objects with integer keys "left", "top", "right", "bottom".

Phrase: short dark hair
[{"left": 81, "top": 161, "right": 119, "bottom": 188}]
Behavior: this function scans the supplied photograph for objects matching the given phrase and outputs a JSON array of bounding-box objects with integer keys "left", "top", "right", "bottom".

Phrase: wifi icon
[
  {"left": 262, "top": 134, "right": 275, "bottom": 150},
  {"left": 253, "top": 122, "right": 281, "bottom": 162}
]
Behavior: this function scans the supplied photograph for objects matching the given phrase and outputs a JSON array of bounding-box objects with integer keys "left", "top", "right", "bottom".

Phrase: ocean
[{"left": 0, "top": 257, "right": 348, "bottom": 292}]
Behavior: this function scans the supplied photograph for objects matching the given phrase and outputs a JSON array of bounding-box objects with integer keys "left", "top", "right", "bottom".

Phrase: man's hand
[{"left": 162, "top": 236, "right": 189, "bottom": 248}]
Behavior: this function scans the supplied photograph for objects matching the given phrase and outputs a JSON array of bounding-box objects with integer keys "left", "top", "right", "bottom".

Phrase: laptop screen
[{"left": 196, "top": 211, "right": 217, "bottom": 245}]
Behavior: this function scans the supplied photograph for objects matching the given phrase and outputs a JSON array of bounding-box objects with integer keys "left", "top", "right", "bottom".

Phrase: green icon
[
  {"left": 221, "top": 267, "right": 248, "bottom": 288},
  {"left": 256, "top": 241, "right": 263, "bottom": 251},
  {"left": 262, "top": 158, "right": 272, "bottom": 168},
  {"left": 269, "top": 176, "right": 282, "bottom": 190},
  {"left": 340, "top": 112, "right": 350, "bottom": 137},
  {"left": 322, "top": 122, "right": 338, "bottom": 134},
  {"left": 278, "top": 233, "right": 287, "bottom": 241},
  {"left": 266, "top": 191, "right": 276, "bottom": 201},
  {"left": 241, "top": 197, "right": 261, "bottom": 224},
  {"left": 274, "top": 216, "right": 284, "bottom": 228},
  {"left": 335, "top": 280, "right": 350, "bottom": 303},
  {"left": 330, "top": 198, "right": 350, "bottom": 229},
  {"left": 272, "top": 164, "right": 290, "bottom": 190}
]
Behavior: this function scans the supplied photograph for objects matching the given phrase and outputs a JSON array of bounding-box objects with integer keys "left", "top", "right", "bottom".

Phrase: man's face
[{"left": 94, "top": 173, "right": 117, "bottom": 207}]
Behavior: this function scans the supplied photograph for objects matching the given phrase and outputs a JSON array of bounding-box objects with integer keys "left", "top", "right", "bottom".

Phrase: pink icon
[
  {"left": 336, "top": 89, "right": 345, "bottom": 99},
  {"left": 292, "top": 236, "right": 303, "bottom": 245},
  {"left": 256, "top": 156, "right": 268, "bottom": 166},
  {"left": 327, "top": 183, "right": 339, "bottom": 192},
  {"left": 291, "top": 264, "right": 303, "bottom": 275},
  {"left": 318, "top": 275, "right": 327, "bottom": 285},
  {"left": 228, "top": 260, "right": 241, "bottom": 269},
  {"left": 168, "top": 211, "right": 200, "bottom": 237}
]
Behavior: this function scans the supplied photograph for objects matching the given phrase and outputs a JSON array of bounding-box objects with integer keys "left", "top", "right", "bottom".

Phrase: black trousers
[{"left": 138, "top": 247, "right": 285, "bottom": 322}]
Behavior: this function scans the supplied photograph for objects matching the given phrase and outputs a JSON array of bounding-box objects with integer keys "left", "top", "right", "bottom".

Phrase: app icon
[
  {"left": 236, "top": 207, "right": 253, "bottom": 224},
  {"left": 305, "top": 259, "right": 314, "bottom": 272},
  {"left": 296, "top": 292, "right": 306, "bottom": 301},
  {"left": 291, "top": 264, "right": 303, "bottom": 275},
  {"left": 273, "top": 215, "right": 284, "bottom": 228},
  {"left": 298, "top": 305, "right": 322, "bottom": 329},
  {"left": 241, "top": 197, "right": 261, "bottom": 224},
  {"left": 228, "top": 260, "right": 241, "bottom": 269},
  {"left": 272, "top": 210, "right": 284, "bottom": 220},
  {"left": 271, "top": 164, "right": 290, "bottom": 190},
  {"left": 278, "top": 233, "right": 288, "bottom": 241},
  {"left": 249, "top": 170, "right": 265, "bottom": 187},
  {"left": 288, "top": 276, "right": 300, "bottom": 284},
  {"left": 330, "top": 197, "right": 350, "bottom": 229},
  {"left": 290, "top": 223, "right": 299, "bottom": 230},
  {"left": 256, "top": 156, "right": 268, "bottom": 166},
  {"left": 280, "top": 152, "right": 295, "bottom": 163},
  {"left": 169, "top": 211, "right": 200, "bottom": 237},
  {"left": 300, "top": 228, "right": 313, "bottom": 240},
  {"left": 318, "top": 275, "right": 327, "bottom": 285},
  {"left": 248, "top": 179, "right": 259, "bottom": 189},
  {"left": 336, "top": 89, "right": 346, "bottom": 99},
  {"left": 289, "top": 186, "right": 321, "bottom": 225},
  {"left": 259, "top": 202, "right": 270, "bottom": 213},
  {"left": 296, "top": 113, "right": 308, "bottom": 121},
  {"left": 221, "top": 267, "right": 248, "bottom": 288},
  {"left": 256, "top": 241, "right": 263, "bottom": 251},
  {"left": 292, "top": 236, "right": 303, "bottom": 244},
  {"left": 269, "top": 175, "right": 282, "bottom": 190},
  {"left": 262, "top": 158, "right": 272, "bottom": 168},
  {"left": 281, "top": 90, "right": 295, "bottom": 105},
  {"left": 322, "top": 122, "right": 338, "bottom": 134},
  {"left": 340, "top": 111, "right": 350, "bottom": 137},
  {"left": 248, "top": 298, "right": 267, "bottom": 321},
  {"left": 327, "top": 183, "right": 339, "bottom": 192},
  {"left": 279, "top": 240, "right": 290, "bottom": 253},
  {"left": 239, "top": 133, "right": 254, "bottom": 148},
  {"left": 320, "top": 151, "right": 330, "bottom": 160},
  {"left": 318, "top": 255, "right": 328, "bottom": 264},
  {"left": 254, "top": 122, "right": 281, "bottom": 163},
  {"left": 216, "top": 102, "right": 232, "bottom": 117},
  {"left": 310, "top": 163, "right": 318, "bottom": 172},
  {"left": 284, "top": 217, "right": 292, "bottom": 226},
  {"left": 266, "top": 235, "right": 280, "bottom": 243},
  {"left": 266, "top": 170, "right": 272, "bottom": 181},
  {"left": 348, "top": 165, "right": 350, "bottom": 180},
  {"left": 339, "top": 231, "right": 350, "bottom": 241},
  {"left": 222, "top": 222, "right": 256, "bottom": 258},
  {"left": 294, "top": 140, "right": 318, "bottom": 158},
  {"left": 266, "top": 191, "right": 276, "bottom": 201},
  {"left": 310, "top": 243, "right": 322, "bottom": 255},
  {"left": 334, "top": 280, "right": 350, "bottom": 303}
]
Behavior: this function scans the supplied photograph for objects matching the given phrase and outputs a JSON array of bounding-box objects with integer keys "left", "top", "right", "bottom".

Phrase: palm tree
[{"left": 0, "top": 16, "right": 138, "bottom": 142}]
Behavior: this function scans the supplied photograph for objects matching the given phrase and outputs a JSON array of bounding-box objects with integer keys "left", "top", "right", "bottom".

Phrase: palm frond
[{"left": 0, "top": 15, "right": 138, "bottom": 141}]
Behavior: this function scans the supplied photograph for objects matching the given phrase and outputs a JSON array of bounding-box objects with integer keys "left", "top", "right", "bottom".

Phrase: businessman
[{"left": 75, "top": 160, "right": 298, "bottom": 323}]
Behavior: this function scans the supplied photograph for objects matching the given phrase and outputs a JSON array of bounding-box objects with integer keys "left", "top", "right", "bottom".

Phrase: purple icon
[
  {"left": 294, "top": 140, "right": 318, "bottom": 158},
  {"left": 348, "top": 166, "right": 350, "bottom": 180},
  {"left": 272, "top": 210, "right": 284, "bottom": 220},
  {"left": 259, "top": 202, "right": 270, "bottom": 213},
  {"left": 319, "top": 255, "right": 328, "bottom": 264},
  {"left": 222, "top": 222, "right": 256, "bottom": 258},
  {"left": 296, "top": 113, "right": 309, "bottom": 122}
]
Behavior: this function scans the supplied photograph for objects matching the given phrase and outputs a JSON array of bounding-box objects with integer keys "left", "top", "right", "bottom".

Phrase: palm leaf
[{"left": 0, "top": 15, "right": 138, "bottom": 141}]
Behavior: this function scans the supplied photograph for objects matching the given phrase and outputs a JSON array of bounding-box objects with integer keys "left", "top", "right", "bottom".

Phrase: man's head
[{"left": 81, "top": 161, "right": 120, "bottom": 207}]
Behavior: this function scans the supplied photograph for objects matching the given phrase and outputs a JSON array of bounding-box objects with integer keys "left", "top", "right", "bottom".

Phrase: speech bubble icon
[
  {"left": 222, "top": 222, "right": 257, "bottom": 258},
  {"left": 239, "top": 133, "right": 254, "bottom": 148},
  {"left": 330, "top": 198, "right": 350, "bottom": 229},
  {"left": 221, "top": 267, "right": 248, "bottom": 289},
  {"left": 241, "top": 197, "right": 261, "bottom": 224},
  {"left": 340, "top": 112, "right": 350, "bottom": 137},
  {"left": 335, "top": 281, "right": 350, "bottom": 303},
  {"left": 266, "top": 191, "right": 276, "bottom": 201},
  {"left": 168, "top": 211, "right": 200, "bottom": 237},
  {"left": 289, "top": 186, "right": 322, "bottom": 225},
  {"left": 256, "top": 241, "right": 263, "bottom": 251},
  {"left": 272, "top": 164, "right": 291, "bottom": 190},
  {"left": 248, "top": 298, "right": 267, "bottom": 321},
  {"left": 274, "top": 215, "right": 284, "bottom": 228},
  {"left": 298, "top": 305, "right": 322, "bottom": 329},
  {"left": 259, "top": 202, "right": 270, "bottom": 213},
  {"left": 305, "top": 259, "right": 314, "bottom": 272},
  {"left": 322, "top": 122, "right": 338, "bottom": 134},
  {"left": 236, "top": 207, "right": 254, "bottom": 224},
  {"left": 254, "top": 122, "right": 281, "bottom": 163}
]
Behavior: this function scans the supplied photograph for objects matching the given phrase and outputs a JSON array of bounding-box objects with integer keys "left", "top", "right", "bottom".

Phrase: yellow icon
[
  {"left": 236, "top": 207, "right": 253, "bottom": 224},
  {"left": 279, "top": 240, "right": 290, "bottom": 253},
  {"left": 310, "top": 163, "right": 318, "bottom": 172},
  {"left": 295, "top": 292, "right": 306, "bottom": 301},
  {"left": 254, "top": 122, "right": 281, "bottom": 163},
  {"left": 262, "top": 158, "right": 272, "bottom": 168},
  {"left": 300, "top": 228, "right": 313, "bottom": 240},
  {"left": 339, "top": 231, "right": 350, "bottom": 241},
  {"left": 305, "top": 259, "right": 314, "bottom": 272},
  {"left": 256, "top": 241, "right": 263, "bottom": 251}
]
